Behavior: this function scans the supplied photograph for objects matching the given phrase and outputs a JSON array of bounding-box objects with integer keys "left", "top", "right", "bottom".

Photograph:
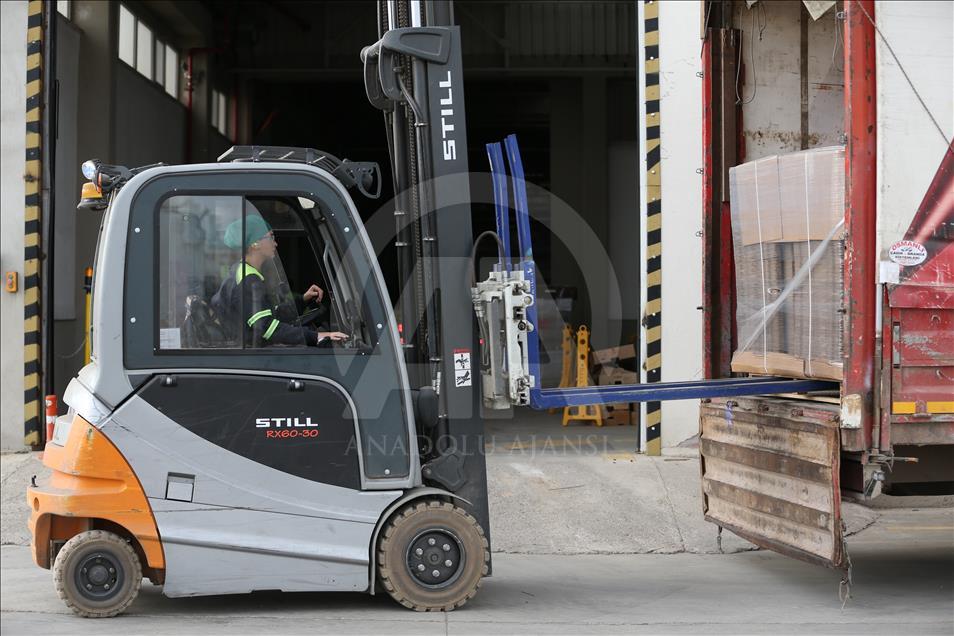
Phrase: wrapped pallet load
[{"left": 729, "top": 146, "right": 846, "bottom": 381}]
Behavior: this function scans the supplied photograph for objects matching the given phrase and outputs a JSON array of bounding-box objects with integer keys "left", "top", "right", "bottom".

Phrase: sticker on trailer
[
  {"left": 454, "top": 369, "right": 472, "bottom": 387},
  {"left": 888, "top": 240, "right": 927, "bottom": 266},
  {"left": 453, "top": 351, "right": 471, "bottom": 370}
]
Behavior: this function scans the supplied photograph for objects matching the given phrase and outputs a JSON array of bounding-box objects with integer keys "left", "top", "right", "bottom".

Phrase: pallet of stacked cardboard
[{"left": 729, "top": 146, "right": 845, "bottom": 381}]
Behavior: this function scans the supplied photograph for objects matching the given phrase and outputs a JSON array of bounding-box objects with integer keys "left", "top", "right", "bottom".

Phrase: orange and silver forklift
[
  {"left": 29, "top": 2, "right": 494, "bottom": 616},
  {"left": 27, "top": 0, "right": 832, "bottom": 617}
]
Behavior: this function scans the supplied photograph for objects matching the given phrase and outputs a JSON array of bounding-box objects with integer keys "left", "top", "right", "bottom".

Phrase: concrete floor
[
  {"left": 1, "top": 411, "right": 880, "bottom": 555},
  {"left": 2, "top": 410, "right": 952, "bottom": 633},
  {"left": 1, "top": 507, "right": 952, "bottom": 634}
]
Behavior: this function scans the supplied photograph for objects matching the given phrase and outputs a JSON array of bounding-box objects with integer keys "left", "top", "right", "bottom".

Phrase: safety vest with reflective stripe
[
  {"left": 236, "top": 263, "right": 264, "bottom": 284},
  {"left": 210, "top": 261, "right": 315, "bottom": 346},
  {"left": 247, "top": 308, "right": 280, "bottom": 341}
]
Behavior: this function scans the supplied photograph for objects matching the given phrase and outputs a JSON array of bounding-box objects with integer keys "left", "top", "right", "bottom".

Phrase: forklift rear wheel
[
  {"left": 378, "top": 500, "right": 489, "bottom": 611},
  {"left": 53, "top": 530, "right": 142, "bottom": 618}
]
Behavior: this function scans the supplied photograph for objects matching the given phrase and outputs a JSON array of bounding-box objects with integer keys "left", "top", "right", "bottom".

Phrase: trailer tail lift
[{"left": 473, "top": 134, "right": 838, "bottom": 412}]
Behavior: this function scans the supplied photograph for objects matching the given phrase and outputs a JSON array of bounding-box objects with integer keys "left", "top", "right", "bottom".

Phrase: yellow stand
[
  {"left": 562, "top": 325, "right": 603, "bottom": 427},
  {"left": 549, "top": 324, "right": 574, "bottom": 414},
  {"left": 84, "top": 267, "right": 93, "bottom": 365}
]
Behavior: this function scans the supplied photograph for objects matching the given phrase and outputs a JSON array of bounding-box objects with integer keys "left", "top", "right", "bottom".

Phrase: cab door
[{"left": 104, "top": 165, "right": 416, "bottom": 596}]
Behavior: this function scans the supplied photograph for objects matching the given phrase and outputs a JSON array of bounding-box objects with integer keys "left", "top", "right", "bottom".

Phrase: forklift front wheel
[
  {"left": 53, "top": 530, "right": 142, "bottom": 618},
  {"left": 378, "top": 500, "right": 489, "bottom": 611}
]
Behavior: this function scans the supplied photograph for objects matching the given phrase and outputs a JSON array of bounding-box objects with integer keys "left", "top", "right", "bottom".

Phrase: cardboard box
[
  {"left": 604, "top": 404, "right": 633, "bottom": 426},
  {"left": 776, "top": 148, "right": 845, "bottom": 242},
  {"left": 598, "top": 367, "right": 637, "bottom": 426},
  {"left": 731, "top": 157, "right": 783, "bottom": 246},
  {"left": 733, "top": 242, "right": 788, "bottom": 354},
  {"left": 730, "top": 146, "right": 845, "bottom": 247},
  {"left": 592, "top": 344, "right": 636, "bottom": 365},
  {"left": 787, "top": 239, "right": 844, "bottom": 370},
  {"left": 598, "top": 367, "right": 638, "bottom": 386},
  {"left": 730, "top": 351, "right": 843, "bottom": 381},
  {"left": 729, "top": 147, "right": 846, "bottom": 382}
]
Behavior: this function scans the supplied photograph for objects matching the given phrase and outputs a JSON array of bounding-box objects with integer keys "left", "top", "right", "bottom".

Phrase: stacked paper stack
[{"left": 729, "top": 146, "right": 845, "bottom": 381}]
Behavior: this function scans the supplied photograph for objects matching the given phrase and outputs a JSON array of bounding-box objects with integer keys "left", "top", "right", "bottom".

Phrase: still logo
[
  {"left": 439, "top": 71, "right": 456, "bottom": 161},
  {"left": 256, "top": 417, "right": 318, "bottom": 428}
]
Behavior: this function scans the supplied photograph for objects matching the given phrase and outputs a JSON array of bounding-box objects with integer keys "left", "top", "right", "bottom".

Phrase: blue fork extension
[
  {"left": 484, "top": 135, "right": 839, "bottom": 411},
  {"left": 532, "top": 377, "right": 837, "bottom": 409}
]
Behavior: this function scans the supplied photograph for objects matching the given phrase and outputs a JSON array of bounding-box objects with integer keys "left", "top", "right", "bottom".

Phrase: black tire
[
  {"left": 53, "top": 529, "right": 142, "bottom": 618},
  {"left": 378, "top": 500, "right": 489, "bottom": 612}
]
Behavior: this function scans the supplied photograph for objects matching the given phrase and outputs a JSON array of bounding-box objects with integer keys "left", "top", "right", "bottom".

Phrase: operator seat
[{"left": 181, "top": 295, "right": 232, "bottom": 349}]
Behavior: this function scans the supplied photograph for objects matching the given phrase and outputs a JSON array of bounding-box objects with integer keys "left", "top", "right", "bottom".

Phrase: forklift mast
[{"left": 362, "top": 2, "right": 491, "bottom": 547}]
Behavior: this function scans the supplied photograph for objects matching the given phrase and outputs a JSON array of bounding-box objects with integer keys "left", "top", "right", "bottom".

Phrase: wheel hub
[
  {"left": 87, "top": 564, "right": 109, "bottom": 585},
  {"left": 75, "top": 552, "right": 123, "bottom": 601},
  {"left": 406, "top": 529, "right": 464, "bottom": 588}
]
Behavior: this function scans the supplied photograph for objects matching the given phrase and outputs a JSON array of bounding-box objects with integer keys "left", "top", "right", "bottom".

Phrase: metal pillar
[
  {"left": 841, "top": 0, "right": 877, "bottom": 446},
  {"left": 23, "top": 0, "right": 49, "bottom": 448},
  {"left": 640, "top": 0, "right": 662, "bottom": 455}
]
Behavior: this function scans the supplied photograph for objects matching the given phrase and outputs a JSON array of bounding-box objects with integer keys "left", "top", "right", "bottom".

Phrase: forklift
[{"left": 27, "top": 1, "right": 833, "bottom": 617}]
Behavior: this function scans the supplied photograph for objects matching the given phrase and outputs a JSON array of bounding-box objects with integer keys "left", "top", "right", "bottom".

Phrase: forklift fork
[{"left": 475, "top": 136, "right": 838, "bottom": 416}]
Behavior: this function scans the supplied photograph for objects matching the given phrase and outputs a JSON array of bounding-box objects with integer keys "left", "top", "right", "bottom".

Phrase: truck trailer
[{"left": 697, "top": 0, "right": 953, "bottom": 575}]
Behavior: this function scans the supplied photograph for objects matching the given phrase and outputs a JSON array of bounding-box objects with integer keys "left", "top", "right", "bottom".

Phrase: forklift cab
[
  {"left": 89, "top": 158, "right": 417, "bottom": 486},
  {"left": 29, "top": 153, "right": 489, "bottom": 616}
]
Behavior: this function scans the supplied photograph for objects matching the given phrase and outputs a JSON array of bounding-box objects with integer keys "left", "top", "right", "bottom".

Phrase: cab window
[
  {"left": 157, "top": 195, "right": 242, "bottom": 349},
  {"left": 156, "top": 193, "right": 367, "bottom": 351}
]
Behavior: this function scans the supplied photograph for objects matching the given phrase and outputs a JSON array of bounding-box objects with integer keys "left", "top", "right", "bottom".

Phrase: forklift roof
[{"left": 218, "top": 145, "right": 382, "bottom": 199}]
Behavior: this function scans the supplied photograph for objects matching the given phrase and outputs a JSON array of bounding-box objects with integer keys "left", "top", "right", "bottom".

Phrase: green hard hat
[{"left": 224, "top": 215, "right": 271, "bottom": 249}]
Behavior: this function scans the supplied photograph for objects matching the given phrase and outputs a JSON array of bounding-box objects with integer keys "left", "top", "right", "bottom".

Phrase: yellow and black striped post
[
  {"left": 23, "top": 0, "right": 45, "bottom": 448},
  {"left": 642, "top": 0, "right": 662, "bottom": 456}
]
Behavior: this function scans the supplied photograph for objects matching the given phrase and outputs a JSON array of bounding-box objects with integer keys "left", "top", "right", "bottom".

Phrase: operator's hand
[
  {"left": 303, "top": 284, "right": 324, "bottom": 304},
  {"left": 318, "top": 331, "right": 349, "bottom": 342}
]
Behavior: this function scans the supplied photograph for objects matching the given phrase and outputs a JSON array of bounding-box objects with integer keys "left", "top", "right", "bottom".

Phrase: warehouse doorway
[
  {"left": 210, "top": 0, "right": 640, "bottom": 382},
  {"left": 47, "top": 0, "right": 638, "bottom": 409}
]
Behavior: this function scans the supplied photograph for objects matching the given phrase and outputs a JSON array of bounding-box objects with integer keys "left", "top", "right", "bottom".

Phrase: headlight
[{"left": 81, "top": 159, "right": 99, "bottom": 181}]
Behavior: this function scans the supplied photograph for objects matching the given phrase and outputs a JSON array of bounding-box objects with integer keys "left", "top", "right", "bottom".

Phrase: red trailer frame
[{"left": 841, "top": 0, "right": 878, "bottom": 454}]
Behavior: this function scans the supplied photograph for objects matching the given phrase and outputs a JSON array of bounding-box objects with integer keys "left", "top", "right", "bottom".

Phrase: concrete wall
[
  {"left": 736, "top": 1, "right": 844, "bottom": 161},
  {"left": 51, "top": 3, "right": 190, "bottom": 408},
  {"left": 0, "top": 0, "right": 235, "bottom": 450},
  {"left": 115, "top": 64, "right": 187, "bottom": 167},
  {"left": 875, "top": 0, "right": 953, "bottom": 259},
  {"left": 51, "top": 0, "right": 116, "bottom": 412},
  {"left": 0, "top": 0, "right": 27, "bottom": 450},
  {"left": 657, "top": 0, "right": 704, "bottom": 447},
  {"left": 53, "top": 17, "right": 81, "bottom": 322}
]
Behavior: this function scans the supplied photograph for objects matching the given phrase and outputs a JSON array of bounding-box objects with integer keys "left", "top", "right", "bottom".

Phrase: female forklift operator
[{"left": 210, "top": 214, "right": 349, "bottom": 347}]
